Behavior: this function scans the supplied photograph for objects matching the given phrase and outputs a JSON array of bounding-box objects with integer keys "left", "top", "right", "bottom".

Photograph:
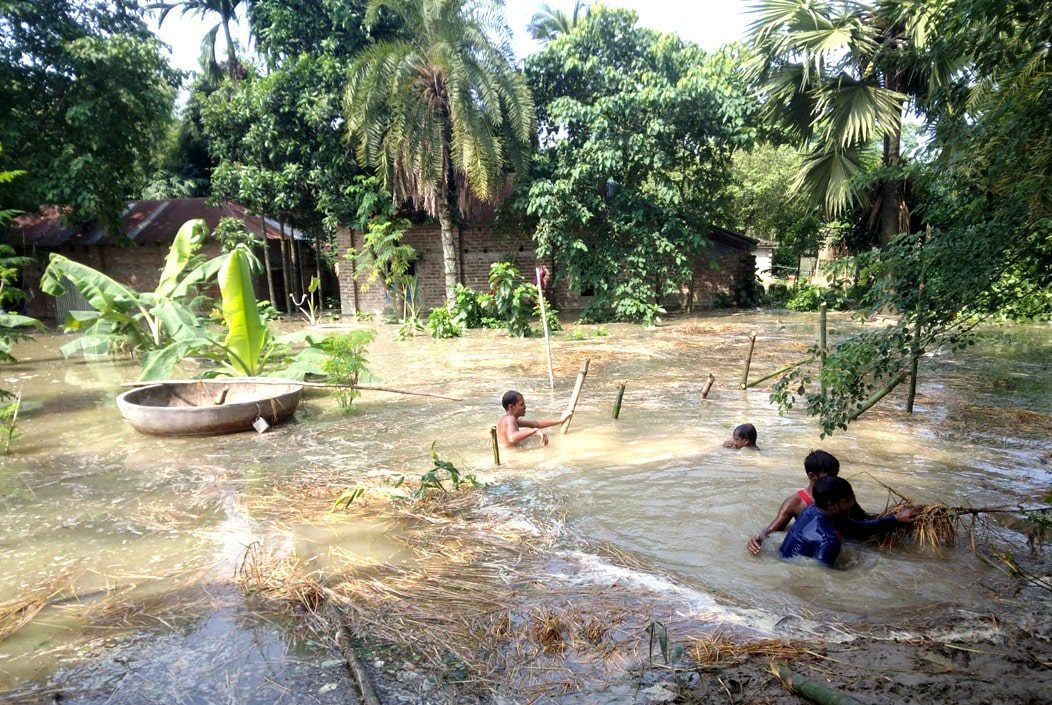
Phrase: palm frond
[
  {"left": 792, "top": 145, "right": 865, "bottom": 216},
  {"left": 815, "top": 77, "right": 906, "bottom": 147}
]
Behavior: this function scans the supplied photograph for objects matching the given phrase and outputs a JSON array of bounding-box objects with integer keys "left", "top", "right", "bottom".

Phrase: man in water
[
  {"left": 747, "top": 450, "right": 871, "bottom": 555},
  {"left": 779, "top": 476, "right": 915, "bottom": 568},
  {"left": 497, "top": 390, "right": 570, "bottom": 447}
]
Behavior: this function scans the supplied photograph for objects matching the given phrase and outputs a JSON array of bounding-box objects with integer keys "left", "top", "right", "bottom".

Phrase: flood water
[{"left": 1, "top": 312, "right": 1049, "bottom": 698}]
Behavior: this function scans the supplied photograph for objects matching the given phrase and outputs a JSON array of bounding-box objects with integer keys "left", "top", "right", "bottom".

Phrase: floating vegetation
[
  {"left": 688, "top": 632, "right": 809, "bottom": 668},
  {"left": 879, "top": 501, "right": 960, "bottom": 552}
]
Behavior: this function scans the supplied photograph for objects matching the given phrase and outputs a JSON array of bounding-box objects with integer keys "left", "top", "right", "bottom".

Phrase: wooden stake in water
[
  {"left": 490, "top": 425, "right": 501, "bottom": 466},
  {"left": 612, "top": 381, "right": 627, "bottom": 419},
  {"left": 740, "top": 333, "right": 757, "bottom": 389},
  {"left": 536, "top": 267, "right": 555, "bottom": 390},
  {"left": 701, "top": 373, "right": 715, "bottom": 399},
  {"left": 818, "top": 302, "right": 828, "bottom": 395},
  {"left": 562, "top": 358, "right": 590, "bottom": 435}
]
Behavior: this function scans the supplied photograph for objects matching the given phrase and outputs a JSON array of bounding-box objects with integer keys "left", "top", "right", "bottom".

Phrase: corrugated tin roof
[
  {"left": 709, "top": 225, "right": 758, "bottom": 249},
  {"left": 7, "top": 198, "right": 304, "bottom": 248}
]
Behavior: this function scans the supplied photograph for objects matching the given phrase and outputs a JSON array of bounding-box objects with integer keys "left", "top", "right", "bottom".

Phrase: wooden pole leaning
[
  {"left": 490, "top": 426, "right": 501, "bottom": 466},
  {"left": 612, "top": 381, "right": 627, "bottom": 419},
  {"left": 561, "top": 358, "right": 590, "bottom": 434},
  {"left": 701, "top": 373, "right": 715, "bottom": 399},
  {"left": 536, "top": 267, "right": 556, "bottom": 390},
  {"left": 740, "top": 333, "right": 757, "bottom": 389}
]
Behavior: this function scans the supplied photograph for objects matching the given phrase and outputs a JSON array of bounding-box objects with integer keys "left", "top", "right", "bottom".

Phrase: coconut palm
[
  {"left": 748, "top": 0, "right": 951, "bottom": 245},
  {"left": 345, "top": 0, "right": 533, "bottom": 306},
  {"left": 528, "top": 1, "right": 589, "bottom": 43},
  {"left": 150, "top": 0, "right": 243, "bottom": 82}
]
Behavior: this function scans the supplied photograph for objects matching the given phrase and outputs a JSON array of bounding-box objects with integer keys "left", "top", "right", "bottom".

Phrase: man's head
[
  {"left": 730, "top": 423, "right": 758, "bottom": 448},
  {"left": 804, "top": 450, "right": 840, "bottom": 480},
  {"left": 813, "top": 476, "right": 855, "bottom": 517},
  {"left": 501, "top": 390, "right": 526, "bottom": 417}
]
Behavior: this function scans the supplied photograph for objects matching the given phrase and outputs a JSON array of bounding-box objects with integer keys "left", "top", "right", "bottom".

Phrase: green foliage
[
  {"left": 488, "top": 262, "right": 535, "bottom": 337},
  {"left": 256, "top": 300, "right": 280, "bottom": 321},
  {"left": 415, "top": 442, "right": 480, "bottom": 498},
  {"left": 0, "top": 1, "right": 180, "bottom": 230},
  {"left": 528, "top": 1, "right": 589, "bottom": 42},
  {"left": 0, "top": 244, "right": 31, "bottom": 310},
  {"left": 569, "top": 327, "right": 587, "bottom": 341},
  {"left": 213, "top": 217, "right": 263, "bottom": 252},
  {"left": 0, "top": 393, "right": 22, "bottom": 455},
  {"left": 784, "top": 284, "right": 858, "bottom": 312},
  {"left": 426, "top": 307, "right": 463, "bottom": 339},
  {"left": 316, "top": 330, "right": 377, "bottom": 412},
  {"left": 450, "top": 284, "right": 494, "bottom": 329},
  {"left": 594, "top": 326, "right": 609, "bottom": 337},
  {"left": 218, "top": 247, "right": 269, "bottom": 375},
  {"left": 522, "top": 7, "right": 754, "bottom": 323}
]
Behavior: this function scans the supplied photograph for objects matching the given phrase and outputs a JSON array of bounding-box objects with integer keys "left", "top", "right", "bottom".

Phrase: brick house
[
  {"left": 335, "top": 223, "right": 757, "bottom": 316},
  {"left": 7, "top": 198, "right": 323, "bottom": 322}
]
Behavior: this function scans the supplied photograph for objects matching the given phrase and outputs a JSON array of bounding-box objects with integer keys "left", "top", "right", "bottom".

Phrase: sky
[{"left": 151, "top": 0, "right": 752, "bottom": 77}]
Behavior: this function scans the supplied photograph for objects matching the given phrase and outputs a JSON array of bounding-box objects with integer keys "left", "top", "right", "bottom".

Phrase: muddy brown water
[{"left": 0, "top": 312, "right": 1049, "bottom": 700}]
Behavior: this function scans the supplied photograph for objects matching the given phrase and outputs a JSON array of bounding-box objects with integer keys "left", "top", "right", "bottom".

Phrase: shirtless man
[{"left": 497, "top": 390, "right": 570, "bottom": 447}]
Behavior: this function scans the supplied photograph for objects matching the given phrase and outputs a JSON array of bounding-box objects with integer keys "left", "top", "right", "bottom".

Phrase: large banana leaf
[
  {"left": 219, "top": 247, "right": 269, "bottom": 376},
  {"left": 155, "top": 219, "right": 208, "bottom": 298},
  {"left": 41, "top": 254, "right": 141, "bottom": 314},
  {"left": 138, "top": 340, "right": 206, "bottom": 381}
]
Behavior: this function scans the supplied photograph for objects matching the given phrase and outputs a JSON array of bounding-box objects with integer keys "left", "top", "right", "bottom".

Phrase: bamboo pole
[
  {"left": 701, "top": 373, "right": 715, "bottom": 399},
  {"left": 745, "top": 357, "right": 812, "bottom": 389},
  {"left": 561, "top": 358, "right": 590, "bottom": 435},
  {"left": 536, "top": 267, "right": 555, "bottom": 390},
  {"left": 771, "top": 662, "right": 863, "bottom": 705},
  {"left": 818, "top": 302, "right": 828, "bottom": 396},
  {"left": 907, "top": 226, "right": 929, "bottom": 414},
  {"left": 846, "top": 372, "right": 907, "bottom": 423},
  {"left": 611, "top": 381, "right": 627, "bottom": 419},
  {"left": 335, "top": 626, "right": 382, "bottom": 705},
  {"left": 490, "top": 426, "right": 501, "bottom": 466},
  {"left": 119, "top": 378, "right": 463, "bottom": 401},
  {"left": 739, "top": 333, "right": 757, "bottom": 389}
]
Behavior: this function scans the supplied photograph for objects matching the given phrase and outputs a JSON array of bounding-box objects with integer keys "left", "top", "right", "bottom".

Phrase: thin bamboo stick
[
  {"left": 907, "top": 226, "right": 929, "bottom": 414},
  {"left": 490, "top": 426, "right": 501, "bottom": 466},
  {"left": 611, "top": 381, "right": 626, "bottom": 419},
  {"left": 818, "top": 302, "right": 828, "bottom": 396},
  {"left": 561, "top": 358, "right": 590, "bottom": 435},
  {"left": 740, "top": 333, "right": 757, "bottom": 389},
  {"left": 846, "top": 372, "right": 907, "bottom": 423},
  {"left": 536, "top": 267, "right": 555, "bottom": 390},
  {"left": 744, "top": 357, "right": 812, "bottom": 389},
  {"left": 119, "top": 378, "right": 463, "bottom": 401},
  {"left": 335, "top": 626, "right": 382, "bottom": 705},
  {"left": 772, "top": 662, "right": 863, "bottom": 705}
]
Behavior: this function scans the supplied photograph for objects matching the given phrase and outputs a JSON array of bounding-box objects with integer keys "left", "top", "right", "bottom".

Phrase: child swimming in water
[
  {"left": 497, "top": 390, "right": 570, "bottom": 448},
  {"left": 723, "top": 423, "right": 758, "bottom": 449}
]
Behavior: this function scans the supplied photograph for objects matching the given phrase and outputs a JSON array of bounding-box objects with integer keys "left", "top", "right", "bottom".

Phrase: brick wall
[{"left": 334, "top": 225, "right": 754, "bottom": 317}]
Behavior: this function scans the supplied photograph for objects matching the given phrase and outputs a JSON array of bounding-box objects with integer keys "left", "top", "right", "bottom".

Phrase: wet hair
[
  {"left": 732, "top": 423, "right": 758, "bottom": 448},
  {"left": 501, "top": 390, "right": 522, "bottom": 410},
  {"left": 813, "top": 476, "right": 854, "bottom": 510},
  {"left": 804, "top": 450, "right": 840, "bottom": 478}
]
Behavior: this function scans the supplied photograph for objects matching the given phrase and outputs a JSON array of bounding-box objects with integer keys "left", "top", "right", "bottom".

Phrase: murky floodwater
[{"left": 1, "top": 312, "right": 1049, "bottom": 698}]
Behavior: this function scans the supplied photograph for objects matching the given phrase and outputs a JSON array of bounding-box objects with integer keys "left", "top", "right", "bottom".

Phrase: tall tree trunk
[
  {"left": 260, "top": 212, "right": 277, "bottom": 307},
  {"left": 880, "top": 74, "right": 905, "bottom": 247},
  {"left": 314, "top": 233, "right": 324, "bottom": 309},
  {"left": 437, "top": 197, "right": 458, "bottom": 307},
  {"left": 295, "top": 236, "right": 308, "bottom": 299},
  {"left": 222, "top": 16, "right": 237, "bottom": 82},
  {"left": 279, "top": 221, "right": 292, "bottom": 312}
]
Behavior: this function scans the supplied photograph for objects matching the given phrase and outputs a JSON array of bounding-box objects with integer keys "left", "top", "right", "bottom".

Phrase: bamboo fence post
[
  {"left": 335, "top": 626, "right": 382, "bottom": 705},
  {"left": 490, "top": 426, "right": 501, "bottom": 466},
  {"left": 611, "top": 381, "right": 627, "bottom": 419},
  {"left": 536, "top": 267, "right": 555, "bottom": 390},
  {"left": 740, "top": 333, "right": 757, "bottom": 389},
  {"left": 772, "top": 662, "right": 863, "bottom": 705},
  {"left": 906, "top": 226, "right": 929, "bottom": 414},
  {"left": 818, "top": 302, "right": 828, "bottom": 395},
  {"left": 701, "top": 373, "right": 715, "bottom": 399},
  {"left": 847, "top": 372, "right": 908, "bottom": 423},
  {"left": 561, "top": 358, "right": 590, "bottom": 435}
]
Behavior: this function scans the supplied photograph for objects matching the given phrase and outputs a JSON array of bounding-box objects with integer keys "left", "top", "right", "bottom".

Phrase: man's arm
[
  {"left": 843, "top": 508, "right": 915, "bottom": 539},
  {"left": 813, "top": 532, "right": 842, "bottom": 568},
  {"left": 519, "top": 412, "right": 572, "bottom": 430},
  {"left": 748, "top": 494, "right": 805, "bottom": 555},
  {"left": 499, "top": 416, "right": 546, "bottom": 447}
]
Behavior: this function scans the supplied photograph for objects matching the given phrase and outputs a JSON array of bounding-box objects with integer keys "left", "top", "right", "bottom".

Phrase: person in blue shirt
[{"left": 779, "top": 476, "right": 916, "bottom": 568}]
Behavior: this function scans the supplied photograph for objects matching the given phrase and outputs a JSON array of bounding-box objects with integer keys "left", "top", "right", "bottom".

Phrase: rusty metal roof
[{"left": 6, "top": 198, "right": 299, "bottom": 248}]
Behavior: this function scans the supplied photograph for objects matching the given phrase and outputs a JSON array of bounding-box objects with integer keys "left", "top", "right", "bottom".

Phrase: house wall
[{"left": 335, "top": 225, "right": 755, "bottom": 317}]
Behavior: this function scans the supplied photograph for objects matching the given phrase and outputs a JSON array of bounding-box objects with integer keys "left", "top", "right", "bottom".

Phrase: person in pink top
[{"left": 747, "top": 450, "right": 871, "bottom": 555}]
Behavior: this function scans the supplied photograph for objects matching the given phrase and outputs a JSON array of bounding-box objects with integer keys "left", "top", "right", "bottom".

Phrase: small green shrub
[
  {"left": 416, "top": 442, "right": 481, "bottom": 498},
  {"left": 489, "top": 262, "right": 534, "bottom": 337},
  {"left": 570, "top": 327, "right": 587, "bottom": 341},
  {"left": 594, "top": 326, "right": 609, "bottom": 337},
  {"left": 451, "top": 284, "right": 493, "bottom": 328},
  {"left": 786, "top": 284, "right": 826, "bottom": 311},
  {"left": 535, "top": 301, "right": 562, "bottom": 332},
  {"left": 257, "top": 300, "right": 280, "bottom": 321},
  {"left": 766, "top": 283, "right": 791, "bottom": 305},
  {"left": 426, "top": 307, "right": 463, "bottom": 338},
  {"left": 317, "top": 329, "right": 377, "bottom": 412},
  {"left": 0, "top": 393, "right": 23, "bottom": 454},
  {"left": 354, "top": 310, "right": 375, "bottom": 322}
]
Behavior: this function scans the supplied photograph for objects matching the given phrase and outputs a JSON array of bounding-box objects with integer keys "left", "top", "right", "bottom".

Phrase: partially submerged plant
[
  {"left": 291, "top": 275, "right": 321, "bottom": 325},
  {"left": 0, "top": 390, "right": 22, "bottom": 454}
]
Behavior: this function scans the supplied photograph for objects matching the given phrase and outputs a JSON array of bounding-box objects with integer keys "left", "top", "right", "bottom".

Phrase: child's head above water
[
  {"left": 804, "top": 449, "right": 840, "bottom": 480},
  {"left": 727, "top": 423, "right": 758, "bottom": 449},
  {"left": 812, "top": 475, "right": 855, "bottom": 516}
]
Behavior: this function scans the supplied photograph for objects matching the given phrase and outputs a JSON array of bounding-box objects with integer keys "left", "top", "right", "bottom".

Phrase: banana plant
[{"left": 41, "top": 219, "right": 226, "bottom": 357}]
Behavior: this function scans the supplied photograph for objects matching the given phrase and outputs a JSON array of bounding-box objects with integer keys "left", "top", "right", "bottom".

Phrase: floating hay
[
  {"left": 879, "top": 501, "right": 959, "bottom": 551},
  {"left": 531, "top": 610, "right": 567, "bottom": 653},
  {"left": 0, "top": 570, "right": 81, "bottom": 641},
  {"left": 583, "top": 619, "right": 607, "bottom": 644},
  {"left": 688, "top": 632, "right": 808, "bottom": 667}
]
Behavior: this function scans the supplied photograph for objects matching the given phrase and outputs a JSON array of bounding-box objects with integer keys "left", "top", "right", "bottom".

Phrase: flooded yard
[{"left": 0, "top": 311, "right": 1049, "bottom": 703}]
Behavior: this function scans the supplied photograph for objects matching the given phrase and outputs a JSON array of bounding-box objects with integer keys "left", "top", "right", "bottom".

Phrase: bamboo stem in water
[
  {"left": 701, "top": 373, "right": 715, "bottom": 399},
  {"left": 744, "top": 357, "right": 811, "bottom": 389},
  {"left": 490, "top": 426, "right": 501, "bottom": 466},
  {"left": 335, "top": 626, "right": 382, "bottom": 705},
  {"left": 561, "top": 358, "right": 590, "bottom": 435},
  {"left": 772, "top": 662, "right": 863, "bottom": 705},
  {"left": 536, "top": 267, "right": 555, "bottom": 390},
  {"left": 740, "top": 333, "right": 757, "bottom": 389},
  {"left": 847, "top": 372, "right": 907, "bottom": 423},
  {"left": 818, "top": 302, "right": 828, "bottom": 396},
  {"left": 611, "top": 381, "right": 627, "bottom": 419}
]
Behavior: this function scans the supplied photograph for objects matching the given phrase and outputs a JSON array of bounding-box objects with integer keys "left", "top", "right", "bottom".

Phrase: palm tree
[
  {"left": 748, "top": 0, "right": 951, "bottom": 245},
  {"left": 151, "top": 1, "right": 243, "bottom": 82},
  {"left": 345, "top": 0, "right": 533, "bottom": 306},
  {"left": 528, "top": 1, "right": 589, "bottom": 43}
]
